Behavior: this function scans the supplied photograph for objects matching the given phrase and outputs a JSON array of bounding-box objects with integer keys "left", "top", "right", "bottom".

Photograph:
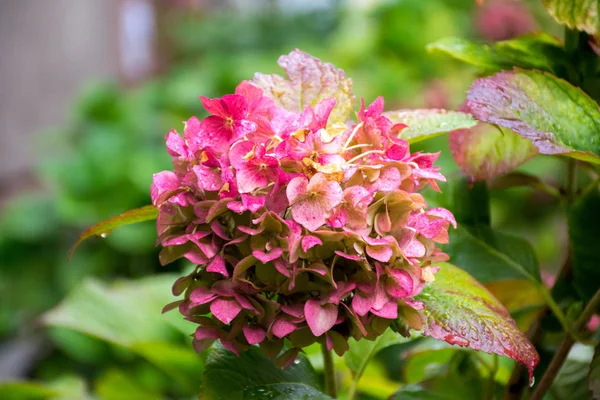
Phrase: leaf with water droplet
[
  {"left": 542, "top": 0, "right": 599, "bottom": 35},
  {"left": 415, "top": 263, "right": 539, "bottom": 380},
  {"left": 69, "top": 205, "right": 158, "bottom": 259}
]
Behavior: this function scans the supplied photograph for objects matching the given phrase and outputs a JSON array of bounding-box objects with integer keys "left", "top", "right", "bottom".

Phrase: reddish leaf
[
  {"left": 69, "top": 205, "right": 158, "bottom": 259},
  {"left": 465, "top": 70, "right": 600, "bottom": 163},
  {"left": 450, "top": 120, "right": 537, "bottom": 181},
  {"left": 415, "top": 263, "right": 539, "bottom": 380},
  {"left": 251, "top": 49, "right": 355, "bottom": 124}
]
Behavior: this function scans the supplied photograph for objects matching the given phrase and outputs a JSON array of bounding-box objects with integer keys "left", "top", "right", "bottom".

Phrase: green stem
[
  {"left": 530, "top": 287, "right": 600, "bottom": 400},
  {"left": 566, "top": 158, "right": 577, "bottom": 205},
  {"left": 322, "top": 344, "right": 337, "bottom": 398}
]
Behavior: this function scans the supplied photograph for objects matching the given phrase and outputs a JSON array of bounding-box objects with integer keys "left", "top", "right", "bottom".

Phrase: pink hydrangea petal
[
  {"left": 220, "top": 94, "right": 249, "bottom": 120},
  {"left": 241, "top": 194, "right": 266, "bottom": 212},
  {"left": 366, "top": 244, "right": 393, "bottom": 262},
  {"left": 273, "top": 259, "right": 291, "bottom": 278},
  {"left": 150, "top": 171, "right": 179, "bottom": 206},
  {"left": 281, "top": 304, "right": 305, "bottom": 318},
  {"left": 206, "top": 255, "right": 229, "bottom": 277},
  {"left": 210, "top": 298, "right": 242, "bottom": 324},
  {"left": 165, "top": 130, "right": 189, "bottom": 158},
  {"left": 427, "top": 207, "right": 457, "bottom": 228},
  {"left": 192, "top": 164, "right": 222, "bottom": 191},
  {"left": 286, "top": 176, "right": 308, "bottom": 204},
  {"left": 334, "top": 250, "right": 361, "bottom": 261},
  {"left": 242, "top": 325, "right": 266, "bottom": 345},
  {"left": 371, "top": 300, "right": 398, "bottom": 319},
  {"left": 386, "top": 268, "right": 413, "bottom": 298},
  {"left": 301, "top": 235, "right": 323, "bottom": 252},
  {"left": 305, "top": 300, "right": 338, "bottom": 337},
  {"left": 271, "top": 318, "right": 298, "bottom": 338},
  {"left": 252, "top": 247, "right": 283, "bottom": 263},
  {"left": 404, "top": 238, "right": 426, "bottom": 258},
  {"left": 200, "top": 96, "right": 228, "bottom": 117},
  {"left": 190, "top": 287, "right": 217, "bottom": 305},
  {"left": 194, "top": 326, "right": 220, "bottom": 340},
  {"left": 352, "top": 291, "right": 375, "bottom": 316}
]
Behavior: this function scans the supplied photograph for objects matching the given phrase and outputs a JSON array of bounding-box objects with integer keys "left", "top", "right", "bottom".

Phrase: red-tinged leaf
[
  {"left": 414, "top": 263, "right": 539, "bottom": 380},
  {"left": 251, "top": 49, "right": 355, "bottom": 124},
  {"left": 542, "top": 0, "right": 599, "bottom": 35},
  {"left": 383, "top": 109, "right": 476, "bottom": 144},
  {"left": 69, "top": 205, "right": 158, "bottom": 259},
  {"left": 450, "top": 120, "right": 537, "bottom": 181},
  {"left": 465, "top": 70, "right": 600, "bottom": 163}
]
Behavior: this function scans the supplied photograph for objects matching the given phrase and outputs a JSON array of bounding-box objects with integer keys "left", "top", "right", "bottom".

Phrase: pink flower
[
  {"left": 152, "top": 50, "right": 455, "bottom": 365},
  {"left": 287, "top": 173, "right": 343, "bottom": 231}
]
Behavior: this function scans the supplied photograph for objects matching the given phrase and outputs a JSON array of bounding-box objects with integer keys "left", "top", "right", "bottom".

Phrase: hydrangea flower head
[{"left": 153, "top": 50, "right": 456, "bottom": 366}]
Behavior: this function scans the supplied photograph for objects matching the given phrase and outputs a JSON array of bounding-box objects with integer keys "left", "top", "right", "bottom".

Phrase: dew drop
[
  {"left": 100, "top": 233, "right": 107, "bottom": 238},
  {"left": 529, "top": 376, "right": 535, "bottom": 388},
  {"left": 293, "top": 359, "right": 301, "bottom": 365}
]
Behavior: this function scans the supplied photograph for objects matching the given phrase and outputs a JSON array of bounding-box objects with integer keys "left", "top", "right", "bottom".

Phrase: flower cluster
[{"left": 152, "top": 51, "right": 455, "bottom": 366}]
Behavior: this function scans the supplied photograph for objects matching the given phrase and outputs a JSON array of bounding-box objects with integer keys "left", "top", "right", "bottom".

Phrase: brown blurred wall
[{"left": 0, "top": 0, "right": 119, "bottom": 199}]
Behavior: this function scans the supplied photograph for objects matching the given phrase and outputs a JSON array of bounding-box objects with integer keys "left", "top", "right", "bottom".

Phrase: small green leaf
[
  {"left": 95, "top": 369, "right": 162, "bottom": 400},
  {"left": 442, "top": 178, "right": 541, "bottom": 283},
  {"left": 0, "top": 382, "right": 58, "bottom": 400},
  {"left": 590, "top": 344, "right": 600, "bottom": 398},
  {"left": 415, "top": 263, "right": 539, "bottom": 379},
  {"left": 447, "top": 225, "right": 541, "bottom": 283},
  {"left": 542, "top": 0, "right": 599, "bottom": 35},
  {"left": 465, "top": 70, "right": 600, "bottom": 163},
  {"left": 383, "top": 109, "right": 476, "bottom": 143},
  {"left": 450, "top": 122, "right": 538, "bottom": 181},
  {"left": 344, "top": 329, "right": 413, "bottom": 379},
  {"left": 69, "top": 205, "right": 158, "bottom": 258},
  {"left": 201, "top": 343, "right": 330, "bottom": 400},
  {"left": 551, "top": 344, "right": 596, "bottom": 399},
  {"left": 569, "top": 188, "right": 600, "bottom": 303},
  {"left": 251, "top": 49, "right": 355, "bottom": 124},
  {"left": 427, "top": 33, "right": 566, "bottom": 74}
]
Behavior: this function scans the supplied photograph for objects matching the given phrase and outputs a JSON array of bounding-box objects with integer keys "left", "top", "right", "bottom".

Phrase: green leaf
[
  {"left": 95, "top": 369, "right": 162, "bottom": 400},
  {"left": 251, "top": 49, "right": 355, "bottom": 124},
  {"left": 427, "top": 33, "right": 566, "bottom": 74},
  {"left": 69, "top": 205, "right": 158, "bottom": 258},
  {"left": 542, "top": 0, "right": 599, "bottom": 35},
  {"left": 447, "top": 225, "right": 541, "bottom": 283},
  {"left": 465, "top": 70, "right": 600, "bottom": 164},
  {"left": 391, "top": 386, "right": 454, "bottom": 400},
  {"left": 344, "top": 329, "right": 413, "bottom": 384},
  {"left": 201, "top": 343, "right": 330, "bottom": 400},
  {"left": 569, "top": 188, "right": 600, "bottom": 302},
  {"left": 43, "top": 275, "right": 202, "bottom": 389},
  {"left": 0, "top": 382, "right": 57, "bottom": 400},
  {"left": 590, "top": 344, "right": 600, "bottom": 398},
  {"left": 383, "top": 109, "right": 476, "bottom": 143},
  {"left": 415, "top": 263, "right": 539, "bottom": 379},
  {"left": 449, "top": 122, "right": 538, "bottom": 181},
  {"left": 442, "top": 178, "right": 541, "bottom": 283}
]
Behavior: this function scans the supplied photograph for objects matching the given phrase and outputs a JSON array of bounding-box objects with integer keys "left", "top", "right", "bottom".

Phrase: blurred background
[{"left": 0, "top": 0, "right": 565, "bottom": 398}]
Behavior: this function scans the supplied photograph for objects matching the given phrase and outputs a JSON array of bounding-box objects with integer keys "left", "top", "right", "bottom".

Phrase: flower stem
[
  {"left": 322, "top": 343, "right": 337, "bottom": 398},
  {"left": 530, "top": 287, "right": 600, "bottom": 400}
]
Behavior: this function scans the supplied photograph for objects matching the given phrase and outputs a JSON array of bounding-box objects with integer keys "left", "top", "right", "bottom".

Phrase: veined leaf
[
  {"left": 450, "top": 121, "right": 538, "bottom": 181},
  {"left": 43, "top": 275, "right": 202, "bottom": 391},
  {"left": 0, "top": 382, "right": 58, "bottom": 400},
  {"left": 415, "top": 263, "right": 539, "bottom": 379},
  {"left": 427, "top": 33, "right": 566, "bottom": 74},
  {"left": 251, "top": 49, "right": 355, "bottom": 124},
  {"left": 69, "top": 205, "right": 158, "bottom": 258},
  {"left": 344, "top": 329, "right": 414, "bottom": 388},
  {"left": 465, "top": 70, "right": 600, "bottom": 163},
  {"left": 383, "top": 109, "right": 476, "bottom": 143},
  {"left": 200, "top": 343, "right": 330, "bottom": 400},
  {"left": 542, "top": 0, "right": 599, "bottom": 35}
]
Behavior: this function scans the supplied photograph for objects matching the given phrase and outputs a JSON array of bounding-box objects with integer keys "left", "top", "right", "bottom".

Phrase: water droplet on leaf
[
  {"left": 529, "top": 376, "right": 535, "bottom": 388},
  {"left": 100, "top": 233, "right": 107, "bottom": 238}
]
